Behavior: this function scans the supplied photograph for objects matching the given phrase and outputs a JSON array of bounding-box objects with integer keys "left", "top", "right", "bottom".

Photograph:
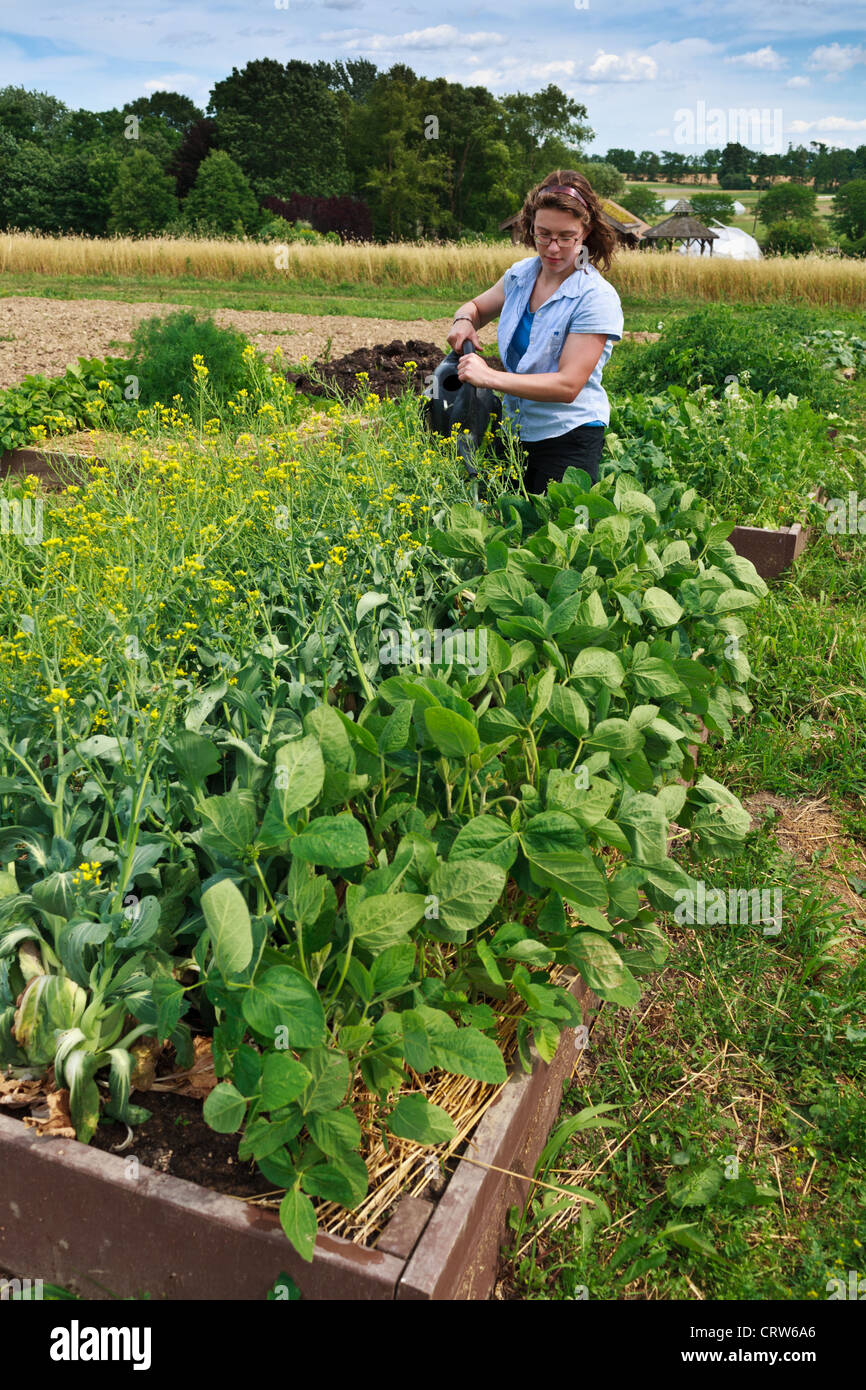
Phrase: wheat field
[{"left": 1, "top": 232, "right": 865, "bottom": 305}]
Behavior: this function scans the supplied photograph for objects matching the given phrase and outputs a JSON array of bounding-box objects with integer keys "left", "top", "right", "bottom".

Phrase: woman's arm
[
  {"left": 447, "top": 277, "right": 507, "bottom": 352},
  {"left": 457, "top": 331, "right": 608, "bottom": 403}
]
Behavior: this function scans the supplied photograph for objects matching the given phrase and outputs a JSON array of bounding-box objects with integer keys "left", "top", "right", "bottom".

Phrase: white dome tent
[{"left": 678, "top": 220, "right": 762, "bottom": 260}]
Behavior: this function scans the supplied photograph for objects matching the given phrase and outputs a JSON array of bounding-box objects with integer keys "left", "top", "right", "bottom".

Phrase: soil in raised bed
[
  {"left": 89, "top": 1092, "right": 274, "bottom": 1200},
  {"left": 286, "top": 338, "right": 504, "bottom": 401}
]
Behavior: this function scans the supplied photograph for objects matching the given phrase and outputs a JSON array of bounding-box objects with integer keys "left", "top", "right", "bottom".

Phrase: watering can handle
[{"left": 462, "top": 341, "right": 475, "bottom": 356}]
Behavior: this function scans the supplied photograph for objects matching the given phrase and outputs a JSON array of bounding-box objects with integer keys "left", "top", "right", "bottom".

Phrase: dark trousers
[{"left": 521, "top": 425, "right": 606, "bottom": 493}]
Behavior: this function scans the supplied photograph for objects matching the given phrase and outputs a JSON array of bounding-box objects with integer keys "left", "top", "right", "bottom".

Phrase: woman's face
[{"left": 533, "top": 205, "right": 587, "bottom": 274}]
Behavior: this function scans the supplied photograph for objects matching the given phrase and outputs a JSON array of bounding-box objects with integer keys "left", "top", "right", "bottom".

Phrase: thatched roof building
[
  {"left": 499, "top": 197, "right": 649, "bottom": 248},
  {"left": 641, "top": 199, "right": 718, "bottom": 254}
]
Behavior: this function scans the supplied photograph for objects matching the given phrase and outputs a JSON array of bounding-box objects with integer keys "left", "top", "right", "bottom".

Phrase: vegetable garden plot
[{"left": 0, "top": 380, "right": 766, "bottom": 1281}]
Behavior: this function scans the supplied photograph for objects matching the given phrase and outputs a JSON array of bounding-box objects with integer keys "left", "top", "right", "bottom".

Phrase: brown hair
[{"left": 518, "top": 169, "right": 616, "bottom": 273}]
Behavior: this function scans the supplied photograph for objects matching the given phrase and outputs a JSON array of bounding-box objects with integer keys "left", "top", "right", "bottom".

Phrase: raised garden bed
[
  {"left": 729, "top": 489, "right": 827, "bottom": 581},
  {"left": 0, "top": 974, "right": 596, "bottom": 1302}
]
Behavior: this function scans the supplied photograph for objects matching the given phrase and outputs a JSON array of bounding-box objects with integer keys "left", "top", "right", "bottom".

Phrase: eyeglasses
[{"left": 534, "top": 229, "right": 582, "bottom": 246}]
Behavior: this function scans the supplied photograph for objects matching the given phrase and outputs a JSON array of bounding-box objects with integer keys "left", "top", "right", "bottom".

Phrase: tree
[
  {"left": 183, "top": 150, "right": 259, "bottom": 233},
  {"left": 124, "top": 91, "right": 204, "bottom": 133},
  {"left": 575, "top": 161, "right": 625, "bottom": 199},
  {"left": 690, "top": 192, "right": 737, "bottom": 221},
  {"left": 764, "top": 219, "right": 828, "bottom": 255},
  {"left": 0, "top": 86, "right": 67, "bottom": 143},
  {"left": 660, "top": 150, "right": 689, "bottom": 183},
  {"left": 718, "top": 143, "right": 753, "bottom": 189},
  {"left": 621, "top": 186, "right": 664, "bottom": 222},
  {"left": 636, "top": 150, "right": 661, "bottom": 181},
  {"left": 0, "top": 135, "right": 62, "bottom": 229},
  {"left": 53, "top": 145, "right": 122, "bottom": 234},
  {"left": 313, "top": 60, "right": 379, "bottom": 104},
  {"left": 169, "top": 117, "right": 218, "bottom": 199},
  {"left": 833, "top": 180, "right": 866, "bottom": 240},
  {"left": 208, "top": 58, "right": 348, "bottom": 198},
  {"left": 501, "top": 85, "right": 593, "bottom": 191},
  {"left": 757, "top": 181, "right": 817, "bottom": 226},
  {"left": 606, "top": 148, "right": 638, "bottom": 179},
  {"left": 108, "top": 148, "right": 177, "bottom": 234}
]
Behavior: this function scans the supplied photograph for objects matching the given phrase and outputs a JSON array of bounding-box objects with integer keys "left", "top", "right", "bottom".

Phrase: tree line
[
  {"left": 1, "top": 63, "right": 864, "bottom": 245},
  {"left": 0, "top": 61, "right": 612, "bottom": 241}
]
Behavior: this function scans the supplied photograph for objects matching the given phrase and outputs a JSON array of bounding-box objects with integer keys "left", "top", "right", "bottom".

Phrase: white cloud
[
  {"left": 789, "top": 115, "right": 866, "bottom": 133},
  {"left": 806, "top": 43, "right": 866, "bottom": 75},
  {"left": 584, "top": 50, "right": 658, "bottom": 82},
  {"left": 786, "top": 75, "right": 810, "bottom": 88},
  {"left": 725, "top": 46, "right": 785, "bottom": 70},
  {"left": 319, "top": 24, "right": 507, "bottom": 52}
]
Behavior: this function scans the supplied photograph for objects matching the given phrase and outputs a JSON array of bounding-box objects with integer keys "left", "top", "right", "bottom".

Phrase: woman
[{"left": 450, "top": 170, "right": 623, "bottom": 492}]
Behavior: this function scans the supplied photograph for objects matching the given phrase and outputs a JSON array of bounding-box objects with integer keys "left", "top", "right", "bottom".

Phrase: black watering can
[{"left": 425, "top": 342, "right": 501, "bottom": 480}]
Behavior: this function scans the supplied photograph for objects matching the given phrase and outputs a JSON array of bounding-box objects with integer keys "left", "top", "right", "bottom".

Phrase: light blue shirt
[{"left": 497, "top": 255, "right": 624, "bottom": 442}]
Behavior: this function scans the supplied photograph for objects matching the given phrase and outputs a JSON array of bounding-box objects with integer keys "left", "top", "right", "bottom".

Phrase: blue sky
[{"left": 1, "top": 0, "right": 864, "bottom": 153}]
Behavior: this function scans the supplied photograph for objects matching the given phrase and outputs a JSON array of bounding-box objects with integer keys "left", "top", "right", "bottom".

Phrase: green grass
[
  {"left": 505, "top": 815, "right": 866, "bottom": 1300},
  {"left": 0, "top": 272, "right": 462, "bottom": 321}
]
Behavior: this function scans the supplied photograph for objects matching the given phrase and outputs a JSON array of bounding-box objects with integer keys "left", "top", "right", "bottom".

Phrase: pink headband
[{"left": 541, "top": 184, "right": 589, "bottom": 212}]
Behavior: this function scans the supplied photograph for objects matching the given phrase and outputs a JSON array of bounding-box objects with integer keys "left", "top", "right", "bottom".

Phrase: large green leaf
[
  {"left": 428, "top": 860, "right": 506, "bottom": 938},
  {"left": 386, "top": 1093, "right": 457, "bottom": 1144},
  {"left": 566, "top": 933, "right": 641, "bottom": 1007},
  {"left": 299, "top": 1046, "right": 351, "bottom": 1114},
  {"left": 307, "top": 1106, "right": 362, "bottom": 1156},
  {"left": 290, "top": 813, "right": 370, "bottom": 869},
  {"left": 273, "top": 735, "right": 325, "bottom": 818},
  {"left": 571, "top": 648, "right": 624, "bottom": 689},
  {"left": 198, "top": 790, "right": 258, "bottom": 857},
  {"left": 279, "top": 1187, "right": 318, "bottom": 1263},
  {"left": 527, "top": 849, "right": 608, "bottom": 908},
  {"left": 260, "top": 1052, "right": 312, "bottom": 1109},
  {"left": 203, "top": 1081, "right": 248, "bottom": 1134},
  {"left": 548, "top": 684, "right": 591, "bottom": 739},
  {"left": 348, "top": 892, "right": 427, "bottom": 951},
  {"left": 423, "top": 706, "right": 480, "bottom": 759},
  {"left": 201, "top": 878, "right": 254, "bottom": 977},
  {"left": 242, "top": 966, "right": 326, "bottom": 1047},
  {"left": 449, "top": 816, "right": 519, "bottom": 871},
  {"left": 642, "top": 587, "right": 684, "bottom": 628}
]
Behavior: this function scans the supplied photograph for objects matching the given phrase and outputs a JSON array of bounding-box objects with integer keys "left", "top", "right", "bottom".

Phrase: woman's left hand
[{"left": 457, "top": 352, "right": 498, "bottom": 389}]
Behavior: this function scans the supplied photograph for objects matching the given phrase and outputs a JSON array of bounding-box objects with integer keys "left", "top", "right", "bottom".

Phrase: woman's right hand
[{"left": 447, "top": 317, "right": 481, "bottom": 354}]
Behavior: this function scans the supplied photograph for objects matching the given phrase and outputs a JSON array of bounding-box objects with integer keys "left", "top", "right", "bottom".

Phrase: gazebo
[{"left": 641, "top": 199, "right": 718, "bottom": 255}]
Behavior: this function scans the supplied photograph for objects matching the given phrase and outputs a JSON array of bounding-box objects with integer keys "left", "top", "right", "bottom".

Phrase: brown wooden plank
[{"left": 0, "top": 1115, "right": 403, "bottom": 1301}]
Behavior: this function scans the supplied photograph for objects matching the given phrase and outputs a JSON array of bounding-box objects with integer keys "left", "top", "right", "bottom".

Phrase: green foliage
[
  {"left": 108, "top": 148, "right": 177, "bottom": 236},
  {"left": 605, "top": 381, "right": 839, "bottom": 527},
  {"left": 620, "top": 187, "right": 664, "bottom": 222},
  {"left": 0, "top": 356, "right": 131, "bottom": 452},
  {"left": 575, "top": 161, "right": 625, "bottom": 200},
  {"left": 689, "top": 192, "right": 737, "bottom": 222},
  {"left": 126, "top": 310, "right": 250, "bottom": 407},
  {"left": 183, "top": 150, "right": 260, "bottom": 235},
  {"left": 832, "top": 179, "right": 866, "bottom": 241},
  {"left": 611, "top": 306, "right": 841, "bottom": 410},
  {"left": 764, "top": 219, "right": 828, "bottom": 256},
  {"left": 757, "top": 182, "right": 818, "bottom": 226}
]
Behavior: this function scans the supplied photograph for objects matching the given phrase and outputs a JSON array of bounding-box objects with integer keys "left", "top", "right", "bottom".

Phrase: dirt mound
[{"left": 287, "top": 338, "right": 504, "bottom": 400}]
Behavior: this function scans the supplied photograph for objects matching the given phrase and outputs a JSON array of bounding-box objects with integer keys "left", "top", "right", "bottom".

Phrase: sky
[{"left": 1, "top": 0, "right": 864, "bottom": 155}]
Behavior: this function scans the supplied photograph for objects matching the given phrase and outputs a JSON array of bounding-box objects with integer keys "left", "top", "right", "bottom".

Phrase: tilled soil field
[
  {"left": 0, "top": 296, "right": 655, "bottom": 388},
  {"left": 0, "top": 296, "right": 498, "bottom": 387}
]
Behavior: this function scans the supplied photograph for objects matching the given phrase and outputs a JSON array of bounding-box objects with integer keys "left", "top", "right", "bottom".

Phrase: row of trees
[
  {"left": 0, "top": 64, "right": 620, "bottom": 241},
  {"left": 1, "top": 68, "right": 864, "bottom": 247},
  {"left": 606, "top": 142, "right": 866, "bottom": 192}
]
